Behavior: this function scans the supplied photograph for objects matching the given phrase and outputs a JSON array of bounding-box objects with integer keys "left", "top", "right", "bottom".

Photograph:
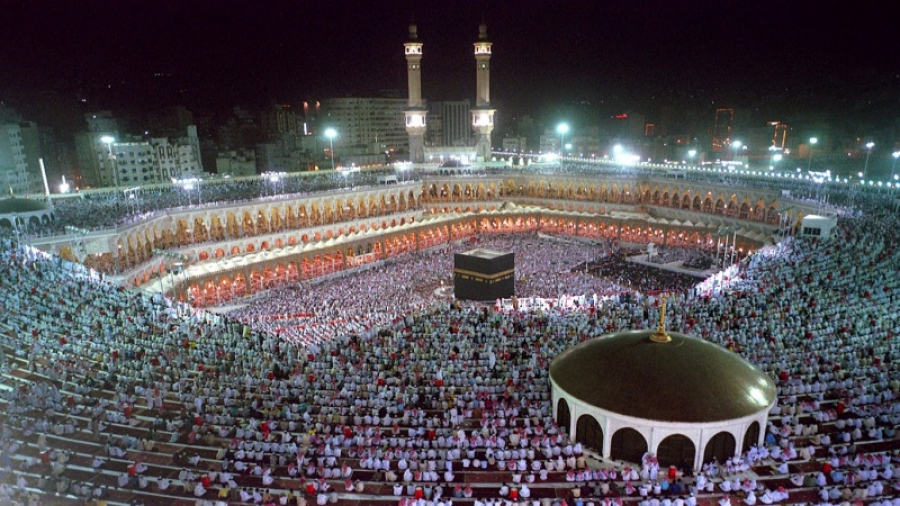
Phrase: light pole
[
  {"left": 556, "top": 123, "right": 569, "bottom": 159},
  {"left": 687, "top": 149, "right": 697, "bottom": 167},
  {"left": 863, "top": 142, "right": 875, "bottom": 180},
  {"left": 100, "top": 135, "right": 119, "bottom": 200},
  {"left": 324, "top": 128, "right": 338, "bottom": 173},
  {"left": 770, "top": 150, "right": 783, "bottom": 171},
  {"left": 891, "top": 151, "right": 900, "bottom": 182},
  {"left": 806, "top": 137, "right": 817, "bottom": 172},
  {"left": 731, "top": 140, "right": 742, "bottom": 163}
]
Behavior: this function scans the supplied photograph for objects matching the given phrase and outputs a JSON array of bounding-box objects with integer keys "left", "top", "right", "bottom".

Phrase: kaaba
[{"left": 454, "top": 249, "right": 515, "bottom": 300}]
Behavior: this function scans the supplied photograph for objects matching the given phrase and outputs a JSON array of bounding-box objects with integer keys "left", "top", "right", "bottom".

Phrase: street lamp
[
  {"left": 807, "top": 137, "right": 817, "bottom": 172},
  {"left": 100, "top": 135, "right": 119, "bottom": 200},
  {"left": 863, "top": 142, "right": 875, "bottom": 179},
  {"left": 556, "top": 123, "right": 569, "bottom": 157},
  {"left": 891, "top": 151, "right": 900, "bottom": 182},
  {"left": 324, "top": 128, "right": 338, "bottom": 173},
  {"left": 687, "top": 149, "right": 697, "bottom": 166},
  {"left": 731, "top": 140, "right": 742, "bottom": 163},
  {"left": 771, "top": 152, "right": 783, "bottom": 171}
]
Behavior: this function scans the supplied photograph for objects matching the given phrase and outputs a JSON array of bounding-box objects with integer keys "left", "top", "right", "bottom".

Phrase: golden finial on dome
[{"left": 650, "top": 293, "right": 671, "bottom": 343}]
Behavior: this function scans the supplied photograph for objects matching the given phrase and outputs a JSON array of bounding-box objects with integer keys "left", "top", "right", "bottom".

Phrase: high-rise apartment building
[
  {"left": 75, "top": 113, "right": 203, "bottom": 189},
  {"left": 74, "top": 112, "right": 120, "bottom": 188},
  {"left": 426, "top": 103, "right": 444, "bottom": 147},
  {"left": 322, "top": 97, "right": 410, "bottom": 154},
  {"left": 712, "top": 109, "right": 734, "bottom": 153},
  {"left": 261, "top": 104, "right": 299, "bottom": 138},
  {"left": 150, "top": 126, "right": 204, "bottom": 181},
  {"left": 0, "top": 107, "right": 56, "bottom": 195},
  {"left": 215, "top": 150, "right": 257, "bottom": 177},
  {"left": 442, "top": 100, "right": 471, "bottom": 147},
  {"left": 0, "top": 123, "right": 32, "bottom": 195}
]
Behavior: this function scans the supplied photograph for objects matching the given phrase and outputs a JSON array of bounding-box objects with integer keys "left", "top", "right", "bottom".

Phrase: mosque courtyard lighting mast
[
  {"left": 100, "top": 135, "right": 119, "bottom": 200},
  {"left": 863, "top": 142, "right": 875, "bottom": 180},
  {"left": 557, "top": 123, "right": 570, "bottom": 157},
  {"left": 807, "top": 137, "right": 818, "bottom": 172},
  {"left": 324, "top": 128, "right": 338, "bottom": 172}
]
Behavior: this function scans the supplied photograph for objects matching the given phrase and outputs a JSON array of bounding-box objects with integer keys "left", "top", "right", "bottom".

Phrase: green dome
[
  {"left": 0, "top": 198, "right": 51, "bottom": 214},
  {"left": 550, "top": 330, "right": 776, "bottom": 423}
]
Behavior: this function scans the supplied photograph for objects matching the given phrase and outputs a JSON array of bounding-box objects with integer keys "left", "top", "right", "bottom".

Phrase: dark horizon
[{"left": 1, "top": 0, "right": 898, "bottom": 136}]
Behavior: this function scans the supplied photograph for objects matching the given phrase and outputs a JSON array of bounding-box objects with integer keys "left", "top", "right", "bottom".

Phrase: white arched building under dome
[
  {"left": 0, "top": 198, "right": 55, "bottom": 231},
  {"left": 550, "top": 302, "right": 776, "bottom": 471}
]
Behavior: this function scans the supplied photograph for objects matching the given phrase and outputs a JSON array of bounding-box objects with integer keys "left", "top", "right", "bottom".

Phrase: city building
[
  {"left": 109, "top": 141, "right": 156, "bottom": 187},
  {"left": 440, "top": 100, "right": 471, "bottom": 147},
  {"left": 215, "top": 150, "right": 257, "bottom": 177},
  {"left": 322, "top": 96, "right": 410, "bottom": 157},
  {"left": 76, "top": 116, "right": 204, "bottom": 189},
  {"left": 0, "top": 122, "right": 33, "bottom": 195},
  {"left": 73, "top": 112, "right": 120, "bottom": 189},
  {"left": 150, "top": 126, "right": 204, "bottom": 181},
  {"left": 0, "top": 108, "right": 64, "bottom": 195},
  {"left": 712, "top": 108, "right": 735, "bottom": 153},
  {"left": 539, "top": 132, "right": 560, "bottom": 154},
  {"left": 261, "top": 104, "right": 299, "bottom": 138},
  {"left": 425, "top": 102, "right": 443, "bottom": 147},
  {"left": 424, "top": 100, "right": 476, "bottom": 162},
  {"left": 501, "top": 136, "right": 527, "bottom": 152}
]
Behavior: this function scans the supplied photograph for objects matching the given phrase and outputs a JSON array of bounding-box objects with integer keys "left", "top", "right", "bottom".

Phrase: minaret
[
  {"left": 471, "top": 22, "right": 495, "bottom": 163},
  {"left": 404, "top": 23, "right": 427, "bottom": 163}
]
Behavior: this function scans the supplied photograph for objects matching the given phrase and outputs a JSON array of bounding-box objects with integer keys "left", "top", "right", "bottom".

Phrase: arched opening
[
  {"left": 703, "top": 431, "right": 736, "bottom": 465},
  {"left": 742, "top": 421, "right": 760, "bottom": 453},
  {"left": 657, "top": 434, "right": 695, "bottom": 470},
  {"left": 557, "top": 399, "right": 571, "bottom": 437},
  {"left": 575, "top": 415, "right": 604, "bottom": 454},
  {"left": 610, "top": 428, "right": 647, "bottom": 465}
]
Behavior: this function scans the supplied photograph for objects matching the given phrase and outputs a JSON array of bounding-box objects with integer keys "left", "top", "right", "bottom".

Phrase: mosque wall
[{"left": 30, "top": 173, "right": 817, "bottom": 297}]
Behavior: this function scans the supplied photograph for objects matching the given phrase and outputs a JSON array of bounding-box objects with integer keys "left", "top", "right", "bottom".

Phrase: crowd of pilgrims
[
  {"left": 229, "top": 233, "right": 630, "bottom": 346},
  {"left": 643, "top": 247, "right": 717, "bottom": 272},
  {"left": 583, "top": 252, "right": 702, "bottom": 294},
  {"left": 0, "top": 200, "right": 899, "bottom": 506}
]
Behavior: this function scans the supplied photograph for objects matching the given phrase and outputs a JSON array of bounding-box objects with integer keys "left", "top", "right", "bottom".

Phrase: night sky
[{"left": 1, "top": 0, "right": 897, "bottom": 132}]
